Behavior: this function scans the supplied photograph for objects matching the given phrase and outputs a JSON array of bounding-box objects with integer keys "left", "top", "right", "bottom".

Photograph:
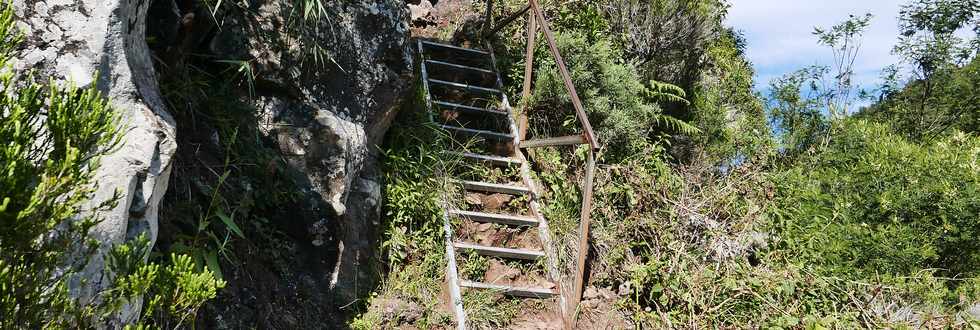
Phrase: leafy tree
[
  {"left": 604, "top": 0, "right": 727, "bottom": 90},
  {"left": 813, "top": 13, "right": 873, "bottom": 120},
  {"left": 767, "top": 66, "right": 832, "bottom": 157},
  {"left": 860, "top": 57, "right": 979, "bottom": 139},
  {"left": 895, "top": 0, "right": 978, "bottom": 78},
  {"left": 691, "top": 29, "right": 772, "bottom": 165},
  {"left": 768, "top": 14, "right": 873, "bottom": 156},
  {"left": 858, "top": 0, "right": 979, "bottom": 140}
]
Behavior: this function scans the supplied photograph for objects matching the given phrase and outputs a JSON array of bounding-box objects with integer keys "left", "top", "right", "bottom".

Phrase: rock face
[
  {"left": 11, "top": 0, "right": 177, "bottom": 323},
  {"left": 12, "top": 0, "right": 412, "bottom": 326},
  {"left": 225, "top": 0, "right": 413, "bottom": 303}
]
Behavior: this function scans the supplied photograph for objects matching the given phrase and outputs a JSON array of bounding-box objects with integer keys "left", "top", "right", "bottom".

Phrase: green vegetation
[
  {"left": 7, "top": 0, "right": 979, "bottom": 327},
  {"left": 528, "top": 31, "right": 698, "bottom": 159},
  {"left": 381, "top": 0, "right": 978, "bottom": 328},
  {"left": 773, "top": 120, "right": 980, "bottom": 278},
  {"left": 350, "top": 106, "right": 456, "bottom": 329},
  {"left": 0, "top": 2, "right": 222, "bottom": 327}
]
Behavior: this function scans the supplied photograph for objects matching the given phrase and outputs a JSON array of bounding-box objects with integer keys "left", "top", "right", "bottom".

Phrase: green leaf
[
  {"left": 205, "top": 250, "right": 224, "bottom": 280},
  {"left": 216, "top": 210, "right": 245, "bottom": 239}
]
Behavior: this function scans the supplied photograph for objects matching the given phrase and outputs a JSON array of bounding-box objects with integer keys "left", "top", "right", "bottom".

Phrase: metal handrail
[{"left": 487, "top": 1, "right": 600, "bottom": 327}]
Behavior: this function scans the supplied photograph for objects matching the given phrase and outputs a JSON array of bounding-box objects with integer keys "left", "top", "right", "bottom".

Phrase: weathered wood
[
  {"left": 433, "top": 100, "right": 506, "bottom": 117},
  {"left": 419, "top": 40, "right": 436, "bottom": 124},
  {"left": 519, "top": 134, "right": 587, "bottom": 148},
  {"left": 448, "top": 151, "right": 520, "bottom": 166},
  {"left": 421, "top": 40, "right": 489, "bottom": 55},
  {"left": 426, "top": 59, "right": 494, "bottom": 74},
  {"left": 438, "top": 124, "right": 514, "bottom": 141},
  {"left": 428, "top": 78, "right": 502, "bottom": 95},
  {"left": 529, "top": 0, "right": 599, "bottom": 150},
  {"left": 482, "top": 0, "right": 494, "bottom": 36}
]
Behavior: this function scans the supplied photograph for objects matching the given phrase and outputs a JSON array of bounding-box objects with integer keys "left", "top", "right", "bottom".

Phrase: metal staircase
[
  {"left": 417, "top": 1, "right": 602, "bottom": 328},
  {"left": 418, "top": 38, "right": 566, "bottom": 329}
]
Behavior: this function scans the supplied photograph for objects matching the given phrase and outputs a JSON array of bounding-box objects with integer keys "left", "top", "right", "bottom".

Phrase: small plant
[{"left": 0, "top": 2, "right": 224, "bottom": 326}]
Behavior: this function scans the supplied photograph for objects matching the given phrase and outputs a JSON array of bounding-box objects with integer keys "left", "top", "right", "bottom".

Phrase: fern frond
[
  {"left": 647, "top": 92, "right": 691, "bottom": 105},
  {"left": 644, "top": 80, "right": 690, "bottom": 105},
  {"left": 653, "top": 113, "right": 701, "bottom": 135},
  {"left": 648, "top": 80, "right": 687, "bottom": 98}
]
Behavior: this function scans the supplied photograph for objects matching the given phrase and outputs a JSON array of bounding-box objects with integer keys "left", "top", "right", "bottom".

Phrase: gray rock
[
  {"left": 13, "top": 0, "right": 412, "bottom": 325},
  {"left": 372, "top": 298, "right": 424, "bottom": 325},
  {"left": 12, "top": 0, "right": 177, "bottom": 325},
  {"left": 409, "top": 0, "right": 434, "bottom": 22},
  {"left": 213, "top": 0, "right": 413, "bottom": 303}
]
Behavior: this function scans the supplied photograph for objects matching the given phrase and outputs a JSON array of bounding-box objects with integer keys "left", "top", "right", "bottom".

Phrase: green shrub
[
  {"left": 859, "top": 57, "right": 980, "bottom": 140},
  {"left": 0, "top": 2, "right": 117, "bottom": 324},
  {"left": 0, "top": 3, "right": 223, "bottom": 326},
  {"left": 772, "top": 120, "right": 980, "bottom": 280},
  {"left": 692, "top": 29, "right": 773, "bottom": 164},
  {"left": 351, "top": 106, "right": 456, "bottom": 328},
  {"left": 529, "top": 32, "right": 696, "bottom": 160}
]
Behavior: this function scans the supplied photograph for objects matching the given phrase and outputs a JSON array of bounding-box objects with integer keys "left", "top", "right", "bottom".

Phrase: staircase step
[
  {"left": 425, "top": 60, "right": 495, "bottom": 75},
  {"left": 454, "top": 242, "right": 544, "bottom": 260},
  {"left": 455, "top": 180, "right": 529, "bottom": 195},
  {"left": 428, "top": 78, "right": 502, "bottom": 95},
  {"left": 448, "top": 151, "right": 520, "bottom": 166},
  {"left": 450, "top": 210, "right": 537, "bottom": 227},
  {"left": 438, "top": 125, "right": 514, "bottom": 141},
  {"left": 459, "top": 280, "right": 557, "bottom": 298},
  {"left": 433, "top": 100, "right": 507, "bottom": 117},
  {"left": 421, "top": 40, "right": 490, "bottom": 55}
]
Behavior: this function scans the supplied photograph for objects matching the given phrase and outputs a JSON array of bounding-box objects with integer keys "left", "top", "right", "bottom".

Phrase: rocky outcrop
[
  {"left": 12, "top": 0, "right": 412, "bottom": 326},
  {"left": 222, "top": 0, "right": 413, "bottom": 303},
  {"left": 11, "top": 0, "right": 177, "bottom": 323}
]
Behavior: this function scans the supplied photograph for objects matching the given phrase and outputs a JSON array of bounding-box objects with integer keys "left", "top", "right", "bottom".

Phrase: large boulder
[
  {"left": 217, "top": 0, "right": 413, "bottom": 302},
  {"left": 12, "top": 0, "right": 178, "bottom": 323}
]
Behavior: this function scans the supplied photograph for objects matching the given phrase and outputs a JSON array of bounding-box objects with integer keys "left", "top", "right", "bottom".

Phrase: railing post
[
  {"left": 568, "top": 148, "right": 596, "bottom": 328},
  {"left": 484, "top": 4, "right": 532, "bottom": 39},
  {"left": 519, "top": 13, "right": 537, "bottom": 142},
  {"left": 483, "top": 0, "right": 494, "bottom": 36},
  {"left": 529, "top": 0, "right": 599, "bottom": 150}
]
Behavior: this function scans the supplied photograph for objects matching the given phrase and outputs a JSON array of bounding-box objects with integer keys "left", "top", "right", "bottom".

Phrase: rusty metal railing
[{"left": 485, "top": 1, "right": 600, "bottom": 327}]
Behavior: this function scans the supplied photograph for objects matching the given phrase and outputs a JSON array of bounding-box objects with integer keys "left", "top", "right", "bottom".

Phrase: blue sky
[{"left": 726, "top": 0, "right": 906, "bottom": 93}]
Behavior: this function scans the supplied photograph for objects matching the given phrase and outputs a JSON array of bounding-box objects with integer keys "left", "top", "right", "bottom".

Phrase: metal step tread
[
  {"left": 433, "top": 100, "right": 507, "bottom": 117},
  {"left": 421, "top": 40, "right": 490, "bottom": 55},
  {"left": 448, "top": 151, "right": 521, "bottom": 166},
  {"left": 425, "top": 59, "right": 494, "bottom": 74},
  {"left": 455, "top": 180, "right": 530, "bottom": 195},
  {"left": 458, "top": 280, "right": 557, "bottom": 298},
  {"left": 454, "top": 242, "right": 544, "bottom": 260},
  {"left": 438, "top": 124, "right": 514, "bottom": 141},
  {"left": 428, "top": 78, "right": 502, "bottom": 94},
  {"left": 450, "top": 209, "right": 537, "bottom": 227}
]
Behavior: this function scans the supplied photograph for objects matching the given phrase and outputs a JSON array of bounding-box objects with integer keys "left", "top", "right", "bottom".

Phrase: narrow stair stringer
[
  {"left": 440, "top": 193, "right": 468, "bottom": 330},
  {"left": 421, "top": 39, "right": 468, "bottom": 330}
]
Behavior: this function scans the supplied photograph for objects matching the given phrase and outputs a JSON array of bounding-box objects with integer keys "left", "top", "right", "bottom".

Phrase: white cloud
[{"left": 726, "top": 0, "right": 907, "bottom": 89}]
